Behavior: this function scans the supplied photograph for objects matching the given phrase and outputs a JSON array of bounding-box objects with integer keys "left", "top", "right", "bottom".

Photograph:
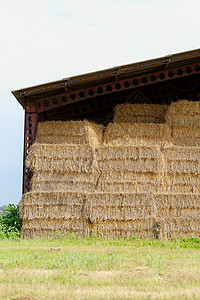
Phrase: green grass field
[{"left": 1, "top": 236, "right": 200, "bottom": 299}]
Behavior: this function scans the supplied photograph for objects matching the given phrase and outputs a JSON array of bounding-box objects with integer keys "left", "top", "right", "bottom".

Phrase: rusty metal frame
[
  {"left": 36, "top": 62, "right": 200, "bottom": 113},
  {"left": 23, "top": 100, "right": 38, "bottom": 193}
]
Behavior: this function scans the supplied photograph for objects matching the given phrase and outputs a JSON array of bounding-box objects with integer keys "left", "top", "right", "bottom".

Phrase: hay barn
[{"left": 13, "top": 48, "right": 200, "bottom": 239}]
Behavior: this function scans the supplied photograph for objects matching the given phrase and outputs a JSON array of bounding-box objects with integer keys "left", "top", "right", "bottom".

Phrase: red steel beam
[
  {"left": 23, "top": 100, "right": 38, "bottom": 193},
  {"left": 35, "top": 63, "right": 200, "bottom": 113}
]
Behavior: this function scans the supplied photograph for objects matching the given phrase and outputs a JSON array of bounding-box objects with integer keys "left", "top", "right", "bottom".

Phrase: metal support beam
[
  {"left": 23, "top": 100, "right": 38, "bottom": 193},
  {"left": 36, "top": 62, "right": 200, "bottom": 113}
]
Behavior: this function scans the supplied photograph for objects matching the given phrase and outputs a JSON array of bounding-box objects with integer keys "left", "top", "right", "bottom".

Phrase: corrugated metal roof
[{"left": 12, "top": 48, "right": 200, "bottom": 108}]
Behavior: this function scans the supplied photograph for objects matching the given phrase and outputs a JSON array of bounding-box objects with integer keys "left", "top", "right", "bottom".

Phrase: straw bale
[
  {"left": 166, "top": 160, "right": 199, "bottom": 175},
  {"left": 36, "top": 120, "right": 104, "bottom": 148},
  {"left": 160, "top": 146, "right": 200, "bottom": 192},
  {"left": 97, "top": 158, "right": 163, "bottom": 173},
  {"left": 155, "top": 193, "right": 200, "bottom": 214},
  {"left": 172, "top": 138, "right": 200, "bottom": 147},
  {"left": 20, "top": 191, "right": 154, "bottom": 238},
  {"left": 21, "top": 191, "right": 88, "bottom": 219},
  {"left": 104, "top": 123, "right": 171, "bottom": 146},
  {"left": 95, "top": 145, "right": 162, "bottom": 161},
  {"left": 96, "top": 171, "right": 164, "bottom": 193},
  {"left": 92, "top": 220, "right": 151, "bottom": 238},
  {"left": 20, "top": 190, "right": 200, "bottom": 238},
  {"left": 162, "top": 146, "right": 200, "bottom": 161},
  {"left": 172, "top": 126, "right": 200, "bottom": 147},
  {"left": 31, "top": 171, "right": 99, "bottom": 192},
  {"left": 165, "top": 174, "right": 199, "bottom": 193},
  {"left": 31, "top": 181, "right": 97, "bottom": 192},
  {"left": 21, "top": 191, "right": 152, "bottom": 220},
  {"left": 20, "top": 218, "right": 90, "bottom": 238},
  {"left": 96, "top": 182, "right": 162, "bottom": 193},
  {"left": 86, "top": 192, "right": 152, "bottom": 220},
  {"left": 165, "top": 100, "right": 200, "bottom": 127},
  {"left": 154, "top": 193, "right": 200, "bottom": 238},
  {"left": 32, "top": 171, "right": 98, "bottom": 183},
  {"left": 162, "top": 146, "right": 200, "bottom": 175},
  {"left": 97, "top": 171, "right": 163, "bottom": 183},
  {"left": 26, "top": 143, "right": 96, "bottom": 173},
  {"left": 113, "top": 104, "right": 168, "bottom": 124}
]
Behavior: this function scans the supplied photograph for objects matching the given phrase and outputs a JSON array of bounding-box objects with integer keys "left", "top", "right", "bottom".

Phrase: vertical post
[{"left": 23, "top": 99, "right": 38, "bottom": 194}]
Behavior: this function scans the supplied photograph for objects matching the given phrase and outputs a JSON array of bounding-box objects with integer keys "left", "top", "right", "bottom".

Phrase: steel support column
[{"left": 23, "top": 100, "right": 38, "bottom": 193}]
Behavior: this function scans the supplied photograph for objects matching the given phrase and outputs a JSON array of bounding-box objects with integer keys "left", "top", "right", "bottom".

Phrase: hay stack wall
[
  {"left": 20, "top": 101, "right": 200, "bottom": 238},
  {"left": 165, "top": 100, "right": 200, "bottom": 147}
]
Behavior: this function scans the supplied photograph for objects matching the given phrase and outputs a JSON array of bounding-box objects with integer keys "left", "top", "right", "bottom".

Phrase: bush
[{"left": 0, "top": 204, "right": 22, "bottom": 239}]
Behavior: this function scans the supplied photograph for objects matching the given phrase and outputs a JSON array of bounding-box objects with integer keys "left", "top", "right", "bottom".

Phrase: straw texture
[
  {"left": 161, "top": 146, "right": 200, "bottom": 193},
  {"left": 114, "top": 104, "right": 167, "bottom": 123},
  {"left": 20, "top": 191, "right": 200, "bottom": 239},
  {"left": 172, "top": 126, "right": 200, "bottom": 147},
  {"left": 26, "top": 144, "right": 96, "bottom": 173},
  {"left": 36, "top": 120, "right": 104, "bottom": 148},
  {"left": 104, "top": 123, "right": 172, "bottom": 146},
  {"left": 31, "top": 171, "right": 99, "bottom": 192},
  {"left": 154, "top": 193, "right": 200, "bottom": 238},
  {"left": 20, "top": 191, "right": 153, "bottom": 238},
  {"left": 165, "top": 100, "right": 200, "bottom": 127}
]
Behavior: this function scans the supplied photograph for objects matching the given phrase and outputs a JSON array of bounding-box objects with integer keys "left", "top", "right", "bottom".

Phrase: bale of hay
[
  {"left": 36, "top": 120, "right": 104, "bottom": 148},
  {"left": 20, "top": 218, "right": 90, "bottom": 238},
  {"left": 31, "top": 171, "right": 99, "bottom": 192},
  {"left": 113, "top": 104, "right": 168, "bottom": 124},
  {"left": 154, "top": 193, "right": 200, "bottom": 238},
  {"left": 104, "top": 123, "right": 171, "bottom": 146},
  {"left": 161, "top": 146, "right": 200, "bottom": 193},
  {"left": 161, "top": 146, "right": 200, "bottom": 161},
  {"left": 26, "top": 144, "right": 96, "bottom": 173},
  {"left": 96, "top": 181, "right": 162, "bottom": 193},
  {"left": 95, "top": 145, "right": 165, "bottom": 193},
  {"left": 20, "top": 190, "right": 200, "bottom": 238},
  {"left": 21, "top": 191, "right": 152, "bottom": 221},
  {"left": 88, "top": 192, "right": 154, "bottom": 238},
  {"left": 97, "top": 159, "right": 163, "bottom": 173},
  {"left": 172, "top": 126, "right": 200, "bottom": 147},
  {"left": 20, "top": 191, "right": 154, "bottom": 238},
  {"left": 165, "top": 100, "right": 200, "bottom": 127},
  {"left": 20, "top": 191, "right": 91, "bottom": 238},
  {"left": 95, "top": 145, "right": 162, "bottom": 161},
  {"left": 92, "top": 220, "right": 151, "bottom": 238},
  {"left": 96, "top": 170, "right": 162, "bottom": 183},
  {"left": 162, "top": 146, "right": 200, "bottom": 175}
]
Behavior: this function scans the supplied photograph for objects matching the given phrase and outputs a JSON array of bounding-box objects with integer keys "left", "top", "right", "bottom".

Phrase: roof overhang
[{"left": 12, "top": 48, "right": 200, "bottom": 109}]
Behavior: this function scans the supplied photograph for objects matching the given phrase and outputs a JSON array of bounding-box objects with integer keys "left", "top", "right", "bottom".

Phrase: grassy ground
[{"left": 0, "top": 236, "right": 200, "bottom": 299}]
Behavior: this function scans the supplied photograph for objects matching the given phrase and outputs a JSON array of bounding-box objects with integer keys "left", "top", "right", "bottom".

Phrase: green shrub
[{"left": 0, "top": 204, "right": 22, "bottom": 239}]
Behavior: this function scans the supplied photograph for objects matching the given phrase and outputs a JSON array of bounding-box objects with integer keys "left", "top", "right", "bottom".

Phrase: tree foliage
[{"left": 0, "top": 204, "right": 22, "bottom": 238}]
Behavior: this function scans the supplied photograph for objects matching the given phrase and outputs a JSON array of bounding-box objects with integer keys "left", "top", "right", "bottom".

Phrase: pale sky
[{"left": 0, "top": 0, "right": 200, "bottom": 206}]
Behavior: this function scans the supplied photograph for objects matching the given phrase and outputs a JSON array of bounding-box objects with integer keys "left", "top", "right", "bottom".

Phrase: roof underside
[{"left": 12, "top": 48, "right": 200, "bottom": 108}]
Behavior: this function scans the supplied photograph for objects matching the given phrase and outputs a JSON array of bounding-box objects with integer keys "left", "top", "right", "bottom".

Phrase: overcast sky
[{"left": 0, "top": 0, "right": 200, "bottom": 206}]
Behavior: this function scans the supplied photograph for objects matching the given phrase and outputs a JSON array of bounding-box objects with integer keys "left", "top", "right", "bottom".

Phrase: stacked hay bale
[
  {"left": 153, "top": 193, "right": 200, "bottom": 238},
  {"left": 96, "top": 144, "right": 165, "bottom": 193},
  {"left": 103, "top": 123, "right": 171, "bottom": 146},
  {"left": 36, "top": 120, "right": 103, "bottom": 148},
  {"left": 20, "top": 191, "right": 154, "bottom": 238},
  {"left": 20, "top": 101, "right": 200, "bottom": 239},
  {"left": 161, "top": 146, "right": 200, "bottom": 193},
  {"left": 20, "top": 121, "right": 104, "bottom": 238},
  {"left": 161, "top": 100, "right": 200, "bottom": 194},
  {"left": 165, "top": 100, "right": 200, "bottom": 146},
  {"left": 114, "top": 104, "right": 167, "bottom": 123},
  {"left": 96, "top": 104, "right": 172, "bottom": 194},
  {"left": 152, "top": 100, "right": 200, "bottom": 238}
]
